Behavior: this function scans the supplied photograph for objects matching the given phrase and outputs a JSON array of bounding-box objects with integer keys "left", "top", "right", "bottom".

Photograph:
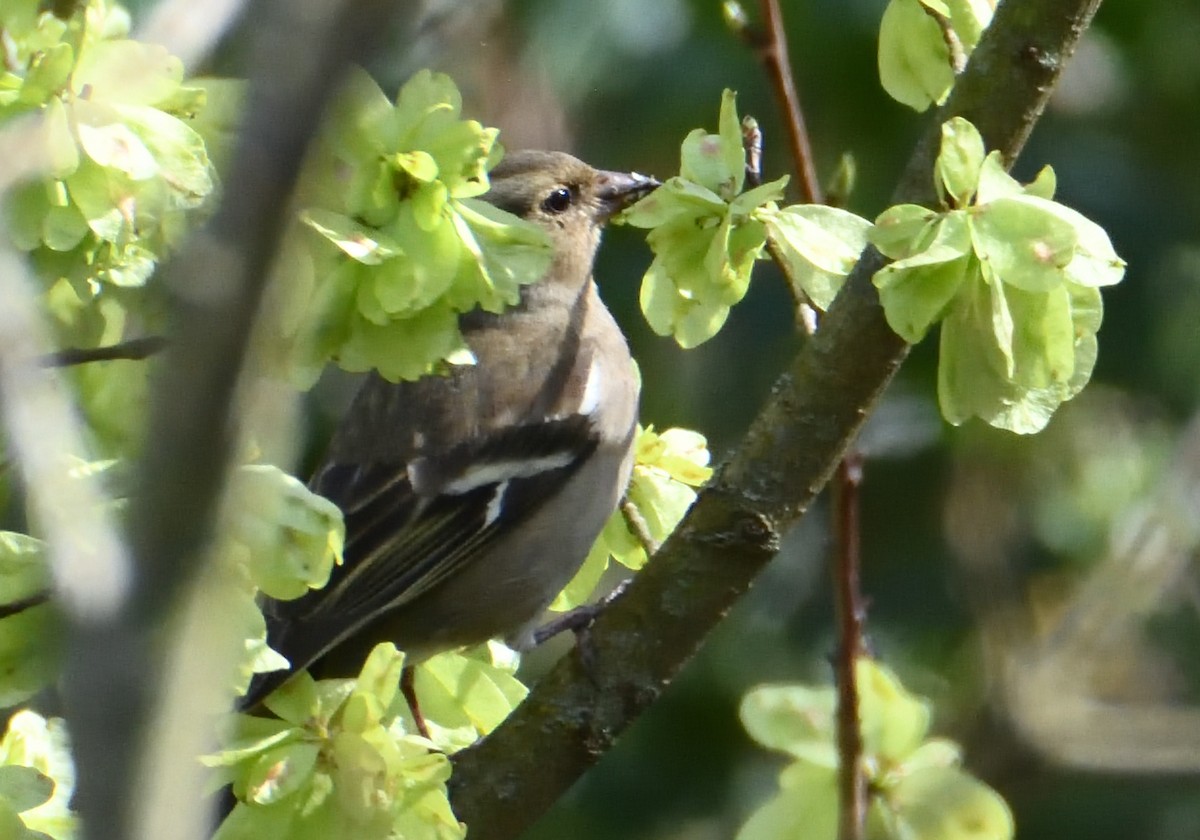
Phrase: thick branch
[{"left": 448, "top": 0, "right": 1104, "bottom": 836}]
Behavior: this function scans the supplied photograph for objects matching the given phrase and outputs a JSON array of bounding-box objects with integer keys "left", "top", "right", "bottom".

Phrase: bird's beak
[{"left": 595, "top": 170, "right": 661, "bottom": 221}]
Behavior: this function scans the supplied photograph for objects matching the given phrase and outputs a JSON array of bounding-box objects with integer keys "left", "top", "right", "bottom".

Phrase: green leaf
[
  {"left": 350, "top": 643, "right": 406, "bottom": 716},
  {"left": 325, "top": 68, "right": 399, "bottom": 161},
  {"left": 20, "top": 41, "right": 73, "bottom": 106},
  {"left": 599, "top": 507, "right": 647, "bottom": 571},
  {"left": 453, "top": 197, "right": 553, "bottom": 310},
  {"left": 245, "top": 742, "right": 320, "bottom": 806},
  {"left": 739, "top": 684, "right": 838, "bottom": 767},
  {"left": 263, "top": 671, "right": 323, "bottom": 727},
  {"left": 857, "top": 659, "right": 931, "bottom": 764},
  {"left": 41, "top": 203, "right": 89, "bottom": 252},
  {"left": 936, "top": 117, "right": 985, "bottom": 206},
  {"left": 704, "top": 213, "right": 763, "bottom": 304},
  {"left": 970, "top": 195, "right": 1078, "bottom": 292},
  {"left": 302, "top": 209, "right": 402, "bottom": 265},
  {"left": 974, "top": 151, "right": 1025, "bottom": 204},
  {"left": 413, "top": 649, "right": 528, "bottom": 748},
  {"left": 394, "top": 150, "right": 438, "bottom": 183},
  {"left": 735, "top": 762, "right": 838, "bottom": 840},
  {"left": 763, "top": 204, "right": 871, "bottom": 309},
  {"left": 115, "top": 103, "right": 214, "bottom": 206},
  {"left": 42, "top": 96, "right": 79, "bottom": 179},
  {"left": 639, "top": 257, "right": 731, "bottom": 348},
  {"left": 0, "top": 533, "right": 50, "bottom": 606},
  {"left": 1006, "top": 284, "right": 1076, "bottom": 389},
  {"left": 337, "top": 304, "right": 465, "bottom": 382},
  {"left": 1023, "top": 164, "right": 1057, "bottom": 200},
  {"left": 72, "top": 39, "right": 183, "bottom": 106},
  {"left": 679, "top": 89, "right": 745, "bottom": 200},
  {"left": 0, "top": 712, "right": 76, "bottom": 839},
  {"left": 878, "top": 0, "right": 955, "bottom": 111},
  {"left": 230, "top": 465, "right": 343, "bottom": 602},
  {"left": 876, "top": 254, "right": 972, "bottom": 345},
  {"left": 549, "top": 536, "right": 611, "bottom": 612},
  {"left": 202, "top": 720, "right": 299, "bottom": 769},
  {"left": 937, "top": 273, "right": 1015, "bottom": 426},
  {"left": 936, "top": 272, "right": 1089, "bottom": 433},
  {"left": 1051, "top": 204, "right": 1127, "bottom": 288},
  {"left": 0, "top": 607, "right": 63, "bottom": 709},
  {"left": 945, "top": 0, "right": 995, "bottom": 51},
  {"left": 635, "top": 426, "right": 713, "bottom": 487},
  {"left": 872, "top": 213, "right": 972, "bottom": 343},
  {"left": 718, "top": 88, "right": 746, "bottom": 197},
  {"left": 65, "top": 157, "right": 129, "bottom": 242},
  {"left": 0, "top": 800, "right": 35, "bottom": 840},
  {"left": 0, "top": 765, "right": 53, "bottom": 814},
  {"left": 213, "top": 798, "right": 295, "bottom": 840},
  {"left": 73, "top": 99, "right": 158, "bottom": 179},
  {"left": 619, "top": 176, "right": 725, "bottom": 228},
  {"left": 885, "top": 766, "right": 1014, "bottom": 840},
  {"left": 729, "top": 175, "right": 789, "bottom": 218},
  {"left": 627, "top": 470, "right": 697, "bottom": 543},
  {"left": 870, "top": 204, "right": 941, "bottom": 260}
]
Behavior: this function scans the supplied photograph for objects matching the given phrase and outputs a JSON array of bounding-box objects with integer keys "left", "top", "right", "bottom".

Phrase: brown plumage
[{"left": 242, "top": 151, "right": 656, "bottom": 708}]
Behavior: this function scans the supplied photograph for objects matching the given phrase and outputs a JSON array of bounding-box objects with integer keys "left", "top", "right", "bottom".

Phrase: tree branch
[
  {"left": 725, "top": 0, "right": 823, "bottom": 204},
  {"left": 833, "top": 454, "right": 867, "bottom": 840},
  {"left": 42, "top": 336, "right": 167, "bottom": 368},
  {"left": 448, "top": 0, "right": 1105, "bottom": 836},
  {"left": 737, "top": 12, "right": 874, "bottom": 834}
]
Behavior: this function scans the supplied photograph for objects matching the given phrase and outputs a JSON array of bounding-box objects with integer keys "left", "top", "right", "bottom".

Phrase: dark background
[{"left": 155, "top": 0, "right": 1200, "bottom": 837}]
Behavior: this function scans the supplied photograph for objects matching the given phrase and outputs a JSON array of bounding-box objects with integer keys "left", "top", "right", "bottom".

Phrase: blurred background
[{"left": 146, "top": 0, "right": 1200, "bottom": 836}]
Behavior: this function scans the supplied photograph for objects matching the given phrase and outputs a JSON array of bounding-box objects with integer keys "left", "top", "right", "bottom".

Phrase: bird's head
[{"left": 484, "top": 150, "right": 658, "bottom": 283}]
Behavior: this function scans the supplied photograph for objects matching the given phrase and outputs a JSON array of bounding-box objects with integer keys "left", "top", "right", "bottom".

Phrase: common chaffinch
[{"left": 243, "top": 151, "right": 657, "bottom": 710}]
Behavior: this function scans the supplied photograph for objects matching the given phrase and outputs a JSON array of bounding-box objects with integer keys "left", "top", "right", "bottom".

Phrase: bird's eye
[{"left": 541, "top": 186, "right": 574, "bottom": 214}]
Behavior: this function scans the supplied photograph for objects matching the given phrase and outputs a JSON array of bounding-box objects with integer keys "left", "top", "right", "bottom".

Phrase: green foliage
[
  {"left": 0, "top": 711, "right": 76, "bottom": 839},
  {"left": 0, "top": 0, "right": 224, "bottom": 464},
  {"left": 0, "top": 533, "right": 62, "bottom": 709},
  {"left": 763, "top": 204, "right": 871, "bottom": 310},
  {"left": 623, "top": 89, "right": 873, "bottom": 342},
  {"left": 0, "top": 2, "right": 1133, "bottom": 833},
  {"left": 551, "top": 425, "right": 713, "bottom": 610},
  {"left": 869, "top": 117, "right": 1124, "bottom": 433},
  {"left": 221, "top": 463, "right": 346, "bottom": 695},
  {"left": 281, "top": 68, "right": 553, "bottom": 384},
  {"left": 877, "top": 0, "right": 994, "bottom": 111},
  {"left": 737, "top": 659, "right": 1013, "bottom": 840},
  {"left": 209, "top": 644, "right": 495, "bottom": 840},
  {"left": 1, "top": 0, "right": 216, "bottom": 317},
  {"left": 228, "top": 465, "right": 344, "bottom": 603},
  {"left": 622, "top": 90, "right": 789, "bottom": 347}
]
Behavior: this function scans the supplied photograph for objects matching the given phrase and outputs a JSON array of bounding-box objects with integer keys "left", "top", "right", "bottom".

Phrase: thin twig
[
  {"left": 0, "top": 590, "right": 50, "bottom": 620},
  {"left": 742, "top": 115, "right": 763, "bottom": 188},
  {"left": 833, "top": 453, "right": 867, "bottom": 840},
  {"left": 741, "top": 3, "right": 869, "bottom": 836},
  {"left": 754, "top": 0, "right": 823, "bottom": 204},
  {"left": 923, "top": 4, "right": 968, "bottom": 73},
  {"left": 620, "top": 498, "right": 661, "bottom": 557},
  {"left": 43, "top": 336, "right": 168, "bottom": 368},
  {"left": 740, "top": 111, "right": 819, "bottom": 333}
]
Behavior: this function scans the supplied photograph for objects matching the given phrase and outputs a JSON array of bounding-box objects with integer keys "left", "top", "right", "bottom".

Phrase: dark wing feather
[{"left": 242, "top": 415, "right": 598, "bottom": 709}]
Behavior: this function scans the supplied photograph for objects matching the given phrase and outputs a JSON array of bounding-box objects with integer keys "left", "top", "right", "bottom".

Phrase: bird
[{"left": 241, "top": 150, "right": 658, "bottom": 720}]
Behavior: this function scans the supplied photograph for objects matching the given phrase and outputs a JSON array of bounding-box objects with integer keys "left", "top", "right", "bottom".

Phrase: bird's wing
[{"left": 257, "top": 414, "right": 599, "bottom": 682}]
